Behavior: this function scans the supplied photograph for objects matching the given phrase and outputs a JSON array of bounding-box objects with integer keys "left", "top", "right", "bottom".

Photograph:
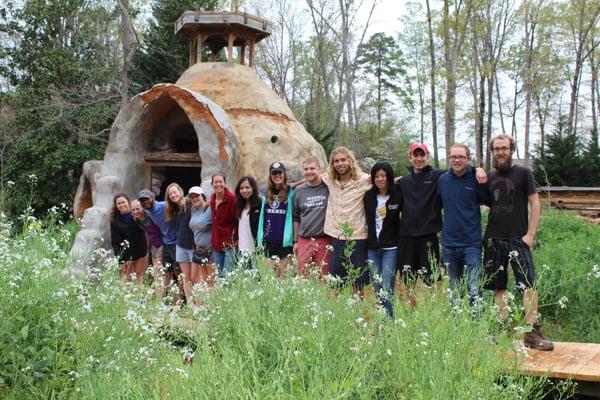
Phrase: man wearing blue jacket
[{"left": 437, "top": 144, "right": 490, "bottom": 308}]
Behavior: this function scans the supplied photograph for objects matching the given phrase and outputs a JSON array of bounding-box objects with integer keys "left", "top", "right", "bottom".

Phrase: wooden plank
[
  {"left": 516, "top": 342, "right": 600, "bottom": 382},
  {"left": 144, "top": 161, "right": 201, "bottom": 168},
  {"left": 144, "top": 152, "right": 201, "bottom": 163}
]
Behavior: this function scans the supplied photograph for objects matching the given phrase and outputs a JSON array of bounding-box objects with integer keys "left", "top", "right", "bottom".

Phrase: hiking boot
[{"left": 523, "top": 323, "right": 554, "bottom": 351}]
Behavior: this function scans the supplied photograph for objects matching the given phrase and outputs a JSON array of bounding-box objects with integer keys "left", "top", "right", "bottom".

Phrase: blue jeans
[
  {"left": 367, "top": 248, "right": 397, "bottom": 318},
  {"left": 213, "top": 248, "right": 236, "bottom": 277},
  {"left": 442, "top": 246, "right": 482, "bottom": 307}
]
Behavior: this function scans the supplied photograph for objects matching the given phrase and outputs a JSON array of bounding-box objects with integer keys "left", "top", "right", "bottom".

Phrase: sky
[{"left": 361, "top": 0, "right": 405, "bottom": 37}]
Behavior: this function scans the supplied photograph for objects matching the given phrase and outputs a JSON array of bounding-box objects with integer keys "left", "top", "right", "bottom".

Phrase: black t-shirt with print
[{"left": 485, "top": 165, "right": 538, "bottom": 239}]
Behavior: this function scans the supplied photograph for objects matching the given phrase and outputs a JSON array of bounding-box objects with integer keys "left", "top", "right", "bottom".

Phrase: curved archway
[{"left": 135, "top": 84, "right": 240, "bottom": 194}]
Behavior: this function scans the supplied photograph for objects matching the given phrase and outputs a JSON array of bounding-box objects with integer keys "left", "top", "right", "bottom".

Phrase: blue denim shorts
[{"left": 176, "top": 245, "right": 194, "bottom": 263}]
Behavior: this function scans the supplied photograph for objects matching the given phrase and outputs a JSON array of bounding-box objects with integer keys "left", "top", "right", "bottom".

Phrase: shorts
[
  {"left": 296, "top": 236, "right": 332, "bottom": 276},
  {"left": 176, "top": 245, "right": 194, "bottom": 263},
  {"left": 150, "top": 245, "right": 163, "bottom": 265},
  {"left": 264, "top": 242, "right": 293, "bottom": 260},
  {"left": 162, "top": 243, "right": 180, "bottom": 274},
  {"left": 329, "top": 238, "right": 369, "bottom": 289},
  {"left": 397, "top": 234, "right": 439, "bottom": 285},
  {"left": 483, "top": 237, "right": 535, "bottom": 292}
]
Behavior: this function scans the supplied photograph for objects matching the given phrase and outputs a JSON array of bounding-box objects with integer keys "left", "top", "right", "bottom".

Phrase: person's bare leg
[
  {"left": 153, "top": 262, "right": 165, "bottom": 298},
  {"left": 179, "top": 262, "right": 194, "bottom": 304},
  {"left": 407, "top": 289, "right": 417, "bottom": 308},
  {"left": 494, "top": 289, "right": 509, "bottom": 320},
  {"left": 164, "top": 272, "right": 177, "bottom": 305},
  {"left": 133, "top": 256, "right": 148, "bottom": 285},
  {"left": 206, "top": 264, "right": 217, "bottom": 287},
  {"left": 278, "top": 258, "right": 289, "bottom": 278},
  {"left": 523, "top": 289, "right": 539, "bottom": 325},
  {"left": 119, "top": 262, "right": 129, "bottom": 284},
  {"left": 121, "top": 261, "right": 134, "bottom": 284}
]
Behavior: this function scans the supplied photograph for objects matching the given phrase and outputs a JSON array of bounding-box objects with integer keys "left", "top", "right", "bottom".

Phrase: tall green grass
[
  {"left": 0, "top": 209, "right": 589, "bottom": 398},
  {"left": 535, "top": 209, "right": 600, "bottom": 343}
]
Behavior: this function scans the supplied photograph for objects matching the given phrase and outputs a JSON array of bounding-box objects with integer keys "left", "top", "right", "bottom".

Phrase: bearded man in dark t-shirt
[{"left": 484, "top": 134, "right": 553, "bottom": 351}]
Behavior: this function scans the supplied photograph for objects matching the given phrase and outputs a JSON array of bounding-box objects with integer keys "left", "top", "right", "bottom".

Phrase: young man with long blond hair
[{"left": 321, "top": 146, "right": 371, "bottom": 292}]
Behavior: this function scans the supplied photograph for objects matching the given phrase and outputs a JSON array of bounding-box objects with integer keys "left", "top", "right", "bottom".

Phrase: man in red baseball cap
[
  {"left": 395, "top": 143, "right": 440, "bottom": 306},
  {"left": 395, "top": 143, "right": 487, "bottom": 306}
]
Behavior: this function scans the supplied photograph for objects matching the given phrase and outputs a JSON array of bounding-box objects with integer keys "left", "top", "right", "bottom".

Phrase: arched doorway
[{"left": 143, "top": 96, "right": 203, "bottom": 199}]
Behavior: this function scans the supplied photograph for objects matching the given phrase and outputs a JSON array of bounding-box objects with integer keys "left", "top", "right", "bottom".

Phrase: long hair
[
  {"left": 235, "top": 176, "right": 260, "bottom": 218},
  {"left": 267, "top": 170, "right": 289, "bottom": 205},
  {"left": 369, "top": 161, "right": 395, "bottom": 195},
  {"left": 164, "top": 183, "right": 186, "bottom": 221},
  {"left": 327, "top": 146, "right": 362, "bottom": 181},
  {"left": 109, "top": 193, "right": 130, "bottom": 223}
]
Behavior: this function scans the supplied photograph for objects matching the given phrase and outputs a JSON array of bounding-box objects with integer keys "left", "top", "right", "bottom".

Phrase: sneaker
[{"left": 523, "top": 323, "right": 554, "bottom": 351}]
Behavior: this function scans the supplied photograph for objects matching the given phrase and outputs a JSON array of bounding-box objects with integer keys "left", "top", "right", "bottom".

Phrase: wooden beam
[
  {"left": 144, "top": 152, "right": 202, "bottom": 163},
  {"left": 227, "top": 32, "right": 234, "bottom": 62},
  {"left": 239, "top": 45, "right": 246, "bottom": 65},
  {"left": 145, "top": 161, "right": 202, "bottom": 168},
  {"left": 189, "top": 39, "right": 196, "bottom": 67},
  {"left": 197, "top": 33, "right": 203, "bottom": 63},
  {"left": 249, "top": 40, "right": 255, "bottom": 67}
]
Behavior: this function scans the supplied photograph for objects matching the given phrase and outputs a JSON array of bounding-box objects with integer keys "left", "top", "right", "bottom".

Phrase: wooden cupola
[{"left": 175, "top": 11, "right": 272, "bottom": 67}]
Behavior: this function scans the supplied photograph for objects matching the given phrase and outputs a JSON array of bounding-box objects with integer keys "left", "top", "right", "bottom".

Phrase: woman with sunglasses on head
[
  {"left": 235, "top": 176, "right": 262, "bottom": 268},
  {"left": 165, "top": 183, "right": 194, "bottom": 306},
  {"left": 257, "top": 162, "right": 295, "bottom": 277},
  {"left": 110, "top": 193, "right": 148, "bottom": 284}
]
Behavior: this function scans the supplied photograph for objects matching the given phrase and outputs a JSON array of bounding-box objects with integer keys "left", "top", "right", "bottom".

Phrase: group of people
[{"left": 109, "top": 133, "right": 553, "bottom": 351}]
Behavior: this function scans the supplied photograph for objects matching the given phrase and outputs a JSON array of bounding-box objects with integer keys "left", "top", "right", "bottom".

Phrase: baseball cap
[
  {"left": 409, "top": 143, "right": 429, "bottom": 155},
  {"left": 269, "top": 162, "right": 286, "bottom": 174},
  {"left": 138, "top": 189, "right": 155, "bottom": 199},
  {"left": 188, "top": 186, "right": 204, "bottom": 196}
]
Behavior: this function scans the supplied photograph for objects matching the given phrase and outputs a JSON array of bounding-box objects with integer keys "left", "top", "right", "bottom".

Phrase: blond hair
[
  {"left": 164, "top": 183, "right": 186, "bottom": 221},
  {"left": 327, "top": 146, "right": 362, "bottom": 181}
]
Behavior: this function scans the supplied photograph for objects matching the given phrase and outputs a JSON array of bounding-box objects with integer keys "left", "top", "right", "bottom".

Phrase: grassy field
[{"left": 0, "top": 208, "right": 597, "bottom": 399}]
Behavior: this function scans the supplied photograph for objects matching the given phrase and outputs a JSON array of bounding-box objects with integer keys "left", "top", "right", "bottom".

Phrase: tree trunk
[
  {"left": 117, "top": 0, "right": 138, "bottom": 108},
  {"left": 425, "top": 0, "right": 439, "bottom": 168}
]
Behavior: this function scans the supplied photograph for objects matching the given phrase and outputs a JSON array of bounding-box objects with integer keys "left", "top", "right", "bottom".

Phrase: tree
[
  {"left": 357, "top": 33, "right": 410, "bottom": 141},
  {"left": 130, "top": 0, "right": 219, "bottom": 92},
  {"left": 442, "top": 0, "right": 474, "bottom": 159},
  {"left": 561, "top": 0, "right": 600, "bottom": 136},
  {"left": 425, "top": 0, "right": 440, "bottom": 167},
  {"left": 534, "top": 116, "right": 586, "bottom": 186},
  {"left": 0, "top": 0, "right": 119, "bottom": 216}
]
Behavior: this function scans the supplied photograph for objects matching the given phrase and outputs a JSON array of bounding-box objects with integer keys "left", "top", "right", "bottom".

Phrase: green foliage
[
  {"left": 535, "top": 209, "right": 600, "bottom": 343},
  {"left": 581, "top": 130, "right": 600, "bottom": 184},
  {"left": 357, "top": 33, "right": 412, "bottom": 140},
  {"left": 0, "top": 0, "right": 117, "bottom": 218},
  {"left": 0, "top": 211, "right": 580, "bottom": 399},
  {"left": 130, "top": 0, "right": 219, "bottom": 91},
  {"left": 534, "top": 117, "right": 600, "bottom": 186}
]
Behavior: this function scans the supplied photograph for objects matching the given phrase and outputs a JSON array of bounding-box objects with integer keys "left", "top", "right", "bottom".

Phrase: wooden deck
[
  {"left": 518, "top": 342, "right": 600, "bottom": 381},
  {"left": 516, "top": 342, "right": 600, "bottom": 397}
]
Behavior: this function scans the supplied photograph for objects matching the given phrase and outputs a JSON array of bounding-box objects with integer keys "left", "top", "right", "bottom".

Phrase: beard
[{"left": 493, "top": 153, "right": 513, "bottom": 172}]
